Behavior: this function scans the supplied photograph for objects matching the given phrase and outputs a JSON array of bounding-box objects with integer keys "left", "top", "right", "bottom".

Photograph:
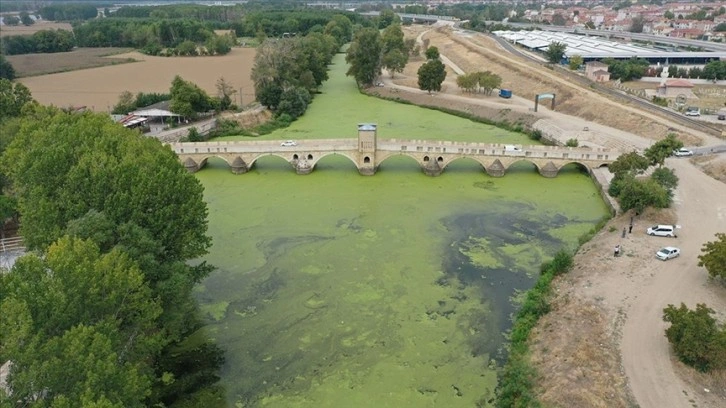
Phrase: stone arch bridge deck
[{"left": 171, "top": 137, "right": 617, "bottom": 177}]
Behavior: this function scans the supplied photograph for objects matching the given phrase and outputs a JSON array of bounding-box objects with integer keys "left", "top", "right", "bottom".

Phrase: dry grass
[
  {"left": 7, "top": 48, "right": 136, "bottom": 78},
  {"left": 0, "top": 22, "right": 73, "bottom": 37},
  {"left": 690, "top": 155, "right": 726, "bottom": 184}
]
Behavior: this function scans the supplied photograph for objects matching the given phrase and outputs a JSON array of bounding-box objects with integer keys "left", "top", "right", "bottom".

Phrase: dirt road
[
  {"left": 393, "top": 24, "right": 726, "bottom": 408},
  {"left": 621, "top": 157, "right": 726, "bottom": 408}
]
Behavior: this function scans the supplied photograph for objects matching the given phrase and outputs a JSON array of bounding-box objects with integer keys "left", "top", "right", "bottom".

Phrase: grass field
[
  {"left": 7, "top": 48, "right": 136, "bottom": 77},
  {"left": 18, "top": 47, "right": 257, "bottom": 112}
]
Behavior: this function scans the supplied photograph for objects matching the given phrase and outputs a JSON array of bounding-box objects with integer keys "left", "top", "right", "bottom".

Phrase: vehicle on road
[
  {"left": 656, "top": 246, "right": 680, "bottom": 261},
  {"left": 673, "top": 148, "right": 693, "bottom": 157},
  {"left": 684, "top": 107, "right": 700, "bottom": 117},
  {"left": 647, "top": 224, "right": 678, "bottom": 238},
  {"left": 718, "top": 110, "right": 726, "bottom": 120},
  {"left": 499, "top": 89, "right": 512, "bottom": 98},
  {"left": 281, "top": 140, "right": 297, "bottom": 147}
]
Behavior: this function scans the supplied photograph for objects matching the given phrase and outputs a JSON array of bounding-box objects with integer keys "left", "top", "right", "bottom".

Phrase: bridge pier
[
  {"left": 422, "top": 158, "right": 443, "bottom": 176},
  {"left": 537, "top": 162, "right": 560, "bottom": 178},
  {"left": 183, "top": 158, "right": 202, "bottom": 173},
  {"left": 231, "top": 157, "right": 248, "bottom": 174},
  {"left": 295, "top": 159, "right": 313, "bottom": 175},
  {"left": 484, "top": 160, "right": 505, "bottom": 177},
  {"left": 358, "top": 165, "right": 376, "bottom": 176}
]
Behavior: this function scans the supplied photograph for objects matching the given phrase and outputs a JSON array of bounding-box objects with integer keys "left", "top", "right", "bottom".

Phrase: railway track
[{"left": 481, "top": 32, "right": 724, "bottom": 138}]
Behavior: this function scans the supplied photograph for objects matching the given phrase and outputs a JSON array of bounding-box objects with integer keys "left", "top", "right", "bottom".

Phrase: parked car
[
  {"left": 647, "top": 224, "right": 678, "bottom": 238},
  {"left": 673, "top": 148, "right": 694, "bottom": 157},
  {"left": 684, "top": 107, "right": 700, "bottom": 117},
  {"left": 280, "top": 140, "right": 297, "bottom": 147},
  {"left": 656, "top": 246, "right": 680, "bottom": 261},
  {"left": 718, "top": 111, "right": 726, "bottom": 121}
]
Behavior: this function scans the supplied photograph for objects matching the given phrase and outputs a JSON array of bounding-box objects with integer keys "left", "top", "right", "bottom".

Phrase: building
[
  {"left": 656, "top": 79, "right": 695, "bottom": 98},
  {"left": 585, "top": 61, "right": 610, "bottom": 82}
]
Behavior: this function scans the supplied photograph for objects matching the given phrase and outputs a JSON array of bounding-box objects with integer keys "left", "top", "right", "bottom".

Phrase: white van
[{"left": 646, "top": 224, "right": 679, "bottom": 238}]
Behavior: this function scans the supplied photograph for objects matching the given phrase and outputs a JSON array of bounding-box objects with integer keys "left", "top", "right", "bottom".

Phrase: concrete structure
[{"left": 170, "top": 124, "right": 617, "bottom": 178}]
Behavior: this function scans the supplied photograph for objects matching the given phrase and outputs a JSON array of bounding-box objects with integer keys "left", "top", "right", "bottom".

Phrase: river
[{"left": 192, "top": 54, "right": 610, "bottom": 408}]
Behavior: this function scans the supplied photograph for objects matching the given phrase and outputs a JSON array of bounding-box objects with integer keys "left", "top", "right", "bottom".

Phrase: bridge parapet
[{"left": 170, "top": 138, "right": 618, "bottom": 177}]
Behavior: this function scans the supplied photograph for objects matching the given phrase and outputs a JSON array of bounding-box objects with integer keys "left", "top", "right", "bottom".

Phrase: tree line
[
  {"left": 0, "top": 81, "right": 223, "bottom": 406},
  {"left": 38, "top": 3, "right": 98, "bottom": 21},
  {"left": 1, "top": 29, "right": 75, "bottom": 55}
]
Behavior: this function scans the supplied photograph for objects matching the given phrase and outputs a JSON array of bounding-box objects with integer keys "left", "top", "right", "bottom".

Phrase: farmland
[
  {"left": 7, "top": 48, "right": 136, "bottom": 77},
  {"left": 0, "top": 21, "right": 73, "bottom": 37},
  {"left": 17, "top": 47, "right": 257, "bottom": 112}
]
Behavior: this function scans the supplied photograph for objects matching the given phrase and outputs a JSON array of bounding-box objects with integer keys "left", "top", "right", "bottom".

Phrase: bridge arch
[{"left": 440, "top": 156, "right": 487, "bottom": 174}]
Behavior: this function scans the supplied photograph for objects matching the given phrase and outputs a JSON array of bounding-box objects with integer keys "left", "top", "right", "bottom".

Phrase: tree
[
  {"left": 584, "top": 21, "right": 596, "bottom": 29},
  {"left": 0, "top": 54, "right": 16, "bottom": 80},
  {"left": 629, "top": 15, "right": 645, "bottom": 33},
  {"left": 617, "top": 177, "right": 670, "bottom": 213},
  {"left": 664, "top": 10, "right": 675, "bottom": 20},
  {"left": 205, "top": 33, "right": 234, "bottom": 55},
  {"left": 417, "top": 59, "right": 447, "bottom": 94},
  {"left": 112, "top": 90, "right": 136, "bottom": 114},
  {"left": 19, "top": 11, "right": 34, "bottom": 26},
  {"left": 425, "top": 46, "right": 440, "bottom": 61},
  {"left": 651, "top": 167, "right": 678, "bottom": 192},
  {"left": 456, "top": 73, "right": 479, "bottom": 93},
  {"left": 169, "top": 75, "right": 215, "bottom": 118},
  {"left": 215, "top": 77, "right": 237, "bottom": 110},
  {"left": 545, "top": 42, "right": 567, "bottom": 64},
  {"left": 378, "top": 9, "right": 399, "bottom": 29},
  {"left": 568, "top": 55, "right": 583, "bottom": 71},
  {"left": 0, "top": 236, "right": 162, "bottom": 406},
  {"left": 345, "top": 27, "right": 382, "bottom": 87},
  {"left": 644, "top": 133, "right": 682, "bottom": 167},
  {"left": 0, "top": 107, "right": 212, "bottom": 342},
  {"left": 277, "top": 86, "right": 311, "bottom": 119},
  {"left": 663, "top": 303, "right": 726, "bottom": 372},
  {"left": 382, "top": 49, "right": 407, "bottom": 78},
  {"left": 698, "top": 233, "right": 726, "bottom": 280},
  {"left": 4, "top": 15, "right": 20, "bottom": 26},
  {"left": 476, "top": 71, "right": 502, "bottom": 95},
  {"left": 715, "top": 23, "right": 726, "bottom": 32},
  {"left": 0, "top": 79, "right": 34, "bottom": 120},
  {"left": 608, "top": 151, "right": 650, "bottom": 177},
  {"left": 552, "top": 13, "right": 566, "bottom": 26}
]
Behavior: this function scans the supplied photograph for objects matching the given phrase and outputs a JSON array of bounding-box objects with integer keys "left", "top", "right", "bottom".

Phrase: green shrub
[{"left": 565, "top": 138, "right": 579, "bottom": 147}]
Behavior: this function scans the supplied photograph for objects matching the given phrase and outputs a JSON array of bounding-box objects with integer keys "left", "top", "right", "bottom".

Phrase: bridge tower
[{"left": 357, "top": 123, "right": 377, "bottom": 175}]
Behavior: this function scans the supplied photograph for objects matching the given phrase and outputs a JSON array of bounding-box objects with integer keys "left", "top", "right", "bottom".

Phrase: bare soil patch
[
  {"left": 7, "top": 48, "right": 136, "bottom": 78},
  {"left": 18, "top": 47, "right": 257, "bottom": 112},
  {"left": 0, "top": 21, "right": 73, "bottom": 37}
]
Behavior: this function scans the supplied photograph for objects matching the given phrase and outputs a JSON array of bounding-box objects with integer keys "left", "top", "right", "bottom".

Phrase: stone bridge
[{"left": 170, "top": 125, "right": 617, "bottom": 177}]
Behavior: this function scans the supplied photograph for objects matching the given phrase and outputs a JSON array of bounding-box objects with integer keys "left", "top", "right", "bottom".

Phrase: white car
[
  {"left": 656, "top": 246, "right": 680, "bottom": 261},
  {"left": 647, "top": 224, "right": 678, "bottom": 238},
  {"left": 673, "top": 148, "right": 693, "bottom": 157},
  {"left": 684, "top": 108, "right": 700, "bottom": 117},
  {"left": 280, "top": 140, "right": 297, "bottom": 147}
]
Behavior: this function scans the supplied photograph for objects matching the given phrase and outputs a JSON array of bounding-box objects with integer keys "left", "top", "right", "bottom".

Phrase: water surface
[{"left": 193, "top": 54, "right": 609, "bottom": 407}]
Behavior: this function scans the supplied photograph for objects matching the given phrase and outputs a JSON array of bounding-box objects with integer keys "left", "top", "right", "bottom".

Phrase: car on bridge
[
  {"left": 281, "top": 140, "right": 297, "bottom": 147},
  {"left": 684, "top": 107, "right": 700, "bottom": 117}
]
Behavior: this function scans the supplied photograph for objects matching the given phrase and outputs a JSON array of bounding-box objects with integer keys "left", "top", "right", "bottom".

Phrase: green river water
[{"left": 192, "top": 55, "right": 610, "bottom": 408}]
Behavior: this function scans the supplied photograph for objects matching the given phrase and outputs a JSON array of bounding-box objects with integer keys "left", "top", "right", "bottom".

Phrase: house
[
  {"left": 585, "top": 61, "right": 610, "bottom": 81},
  {"left": 656, "top": 79, "right": 695, "bottom": 98}
]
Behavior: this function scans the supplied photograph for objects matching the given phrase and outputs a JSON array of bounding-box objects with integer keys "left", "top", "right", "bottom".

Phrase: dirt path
[{"left": 395, "top": 24, "right": 726, "bottom": 408}]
